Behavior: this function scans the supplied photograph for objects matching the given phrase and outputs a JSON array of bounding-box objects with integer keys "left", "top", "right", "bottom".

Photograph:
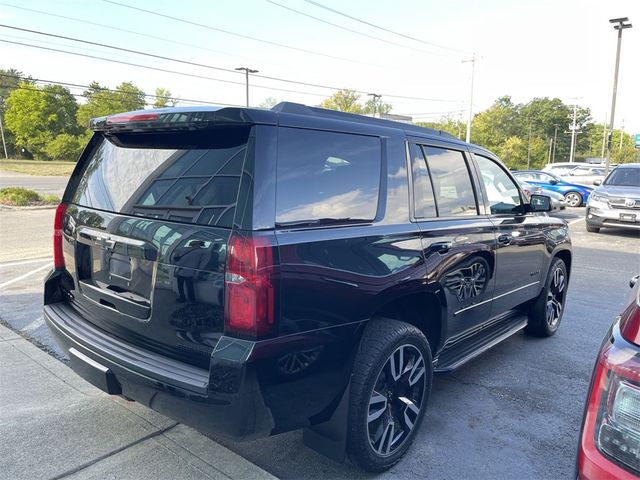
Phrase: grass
[
  {"left": 0, "top": 187, "right": 60, "bottom": 206},
  {"left": 0, "top": 159, "right": 75, "bottom": 176}
]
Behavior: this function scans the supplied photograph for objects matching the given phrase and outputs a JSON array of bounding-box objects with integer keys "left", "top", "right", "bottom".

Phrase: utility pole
[
  {"left": 606, "top": 17, "right": 632, "bottom": 174},
  {"left": 462, "top": 53, "right": 476, "bottom": 143},
  {"left": 619, "top": 120, "right": 625, "bottom": 149},
  {"left": 0, "top": 96, "right": 7, "bottom": 159},
  {"left": 568, "top": 103, "right": 578, "bottom": 163},
  {"left": 552, "top": 125, "right": 558, "bottom": 163},
  {"left": 235, "top": 66, "right": 258, "bottom": 107},
  {"left": 601, "top": 114, "right": 607, "bottom": 158},
  {"left": 368, "top": 93, "right": 381, "bottom": 117},
  {"left": 527, "top": 120, "right": 533, "bottom": 169},
  {"left": 547, "top": 137, "right": 553, "bottom": 164}
]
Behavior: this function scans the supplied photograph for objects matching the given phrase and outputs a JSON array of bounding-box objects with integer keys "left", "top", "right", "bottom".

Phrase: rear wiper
[{"left": 275, "top": 218, "right": 371, "bottom": 228}]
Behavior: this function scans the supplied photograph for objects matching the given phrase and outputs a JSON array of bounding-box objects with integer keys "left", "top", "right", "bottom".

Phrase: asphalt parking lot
[{"left": 1, "top": 206, "right": 638, "bottom": 479}]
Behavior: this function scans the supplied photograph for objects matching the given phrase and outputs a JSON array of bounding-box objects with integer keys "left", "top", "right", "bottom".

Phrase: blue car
[{"left": 513, "top": 170, "right": 593, "bottom": 207}]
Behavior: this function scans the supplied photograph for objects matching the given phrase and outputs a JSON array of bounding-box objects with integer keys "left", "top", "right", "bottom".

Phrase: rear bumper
[{"left": 44, "top": 302, "right": 274, "bottom": 440}]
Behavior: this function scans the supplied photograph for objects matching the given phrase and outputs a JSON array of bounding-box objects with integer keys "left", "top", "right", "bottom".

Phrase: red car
[{"left": 578, "top": 274, "right": 640, "bottom": 479}]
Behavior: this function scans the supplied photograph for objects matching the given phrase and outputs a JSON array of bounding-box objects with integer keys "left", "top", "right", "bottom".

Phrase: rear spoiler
[{"left": 90, "top": 106, "right": 277, "bottom": 132}]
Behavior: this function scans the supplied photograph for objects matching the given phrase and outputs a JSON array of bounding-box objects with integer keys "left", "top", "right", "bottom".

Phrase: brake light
[
  {"left": 106, "top": 112, "right": 160, "bottom": 124},
  {"left": 53, "top": 203, "right": 68, "bottom": 270},
  {"left": 579, "top": 329, "right": 640, "bottom": 477},
  {"left": 224, "top": 233, "right": 278, "bottom": 338}
]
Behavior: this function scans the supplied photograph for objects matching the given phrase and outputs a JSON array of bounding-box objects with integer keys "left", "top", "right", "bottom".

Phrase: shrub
[
  {"left": 0, "top": 187, "right": 59, "bottom": 206},
  {"left": 44, "top": 134, "right": 84, "bottom": 161}
]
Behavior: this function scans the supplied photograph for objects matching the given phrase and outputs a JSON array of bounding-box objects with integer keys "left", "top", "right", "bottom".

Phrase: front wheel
[
  {"left": 564, "top": 191, "right": 583, "bottom": 207},
  {"left": 525, "top": 258, "right": 568, "bottom": 337},
  {"left": 347, "top": 318, "right": 432, "bottom": 472}
]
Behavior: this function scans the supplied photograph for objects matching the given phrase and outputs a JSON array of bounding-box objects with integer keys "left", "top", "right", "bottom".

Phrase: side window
[
  {"left": 475, "top": 155, "right": 523, "bottom": 215},
  {"left": 423, "top": 146, "right": 478, "bottom": 217},
  {"left": 409, "top": 144, "right": 437, "bottom": 218},
  {"left": 275, "top": 128, "right": 381, "bottom": 224}
]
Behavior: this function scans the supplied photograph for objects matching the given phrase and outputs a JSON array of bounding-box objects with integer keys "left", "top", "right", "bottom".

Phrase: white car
[
  {"left": 561, "top": 165, "right": 608, "bottom": 187},
  {"left": 542, "top": 162, "right": 591, "bottom": 176}
]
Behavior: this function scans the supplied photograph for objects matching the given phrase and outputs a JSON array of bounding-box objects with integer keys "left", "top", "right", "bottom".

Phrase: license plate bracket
[{"left": 620, "top": 213, "right": 637, "bottom": 223}]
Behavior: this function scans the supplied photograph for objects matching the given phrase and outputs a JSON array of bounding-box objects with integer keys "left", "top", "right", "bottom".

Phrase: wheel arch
[{"left": 371, "top": 291, "right": 446, "bottom": 356}]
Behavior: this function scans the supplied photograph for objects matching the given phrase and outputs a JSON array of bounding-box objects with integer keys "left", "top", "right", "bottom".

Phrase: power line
[
  {"left": 0, "top": 38, "right": 334, "bottom": 98},
  {"left": 0, "top": 2, "right": 240, "bottom": 63},
  {"left": 0, "top": 25, "right": 462, "bottom": 103},
  {"left": 0, "top": 73, "right": 240, "bottom": 106},
  {"left": 303, "top": 0, "right": 468, "bottom": 54},
  {"left": 265, "top": 0, "right": 448, "bottom": 58},
  {"left": 102, "top": 0, "right": 382, "bottom": 68}
]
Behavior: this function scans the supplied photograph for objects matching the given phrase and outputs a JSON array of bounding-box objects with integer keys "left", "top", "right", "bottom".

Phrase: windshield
[{"left": 604, "top": 168, "right": 640, "bottom": 187}]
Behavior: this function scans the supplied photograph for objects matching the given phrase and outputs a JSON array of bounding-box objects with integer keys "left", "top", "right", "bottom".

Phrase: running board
[{"left": 434, "top": 313, "right": 528, "bottom": 372}]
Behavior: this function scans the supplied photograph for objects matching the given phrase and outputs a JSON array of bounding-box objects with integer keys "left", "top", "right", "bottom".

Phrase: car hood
[
  {"left": 541, "top": 189, "right": 564, "bottom": 201},
  {"left": 595, "top": 185, "right": 640, "bottom": 197}
]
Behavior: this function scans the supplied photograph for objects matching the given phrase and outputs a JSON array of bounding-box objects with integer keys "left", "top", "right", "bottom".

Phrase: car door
[
  {"left": 472, "top": 153, "right": 547, "bottom": 315},
  {"left": 409, "top": 141, "right": 497, "bottom": 341}
]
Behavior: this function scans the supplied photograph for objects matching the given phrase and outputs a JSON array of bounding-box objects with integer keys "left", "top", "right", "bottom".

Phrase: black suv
[{"left": 45, "top": 103, "right": 571, "bottom": 471}]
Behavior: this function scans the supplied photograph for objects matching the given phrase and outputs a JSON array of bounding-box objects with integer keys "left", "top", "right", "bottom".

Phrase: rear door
[
  {"left": 409, "top": 141, "right": 497, "bottom": 341},
  {"left": 62, "top": 126, "right": 253, "bottom": 368}
]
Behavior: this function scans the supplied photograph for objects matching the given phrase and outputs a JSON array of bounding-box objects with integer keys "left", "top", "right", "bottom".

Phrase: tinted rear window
[
  {"left": 72, "top": 127, "right": 251, "bottom": 227},
  {"left": 275, "top": 128, "right": 381, "bottom": 224}
]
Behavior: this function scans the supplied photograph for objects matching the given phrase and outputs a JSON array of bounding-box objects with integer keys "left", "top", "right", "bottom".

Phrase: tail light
[
  {"left": 579, "top": 285, "right": 640, "bottom": 478},
  {"left": 224, "top": 232, "right": 279, "bottom": 338},
  {"left": 53, "top": 203, "right": 68, "bottom": 270}
]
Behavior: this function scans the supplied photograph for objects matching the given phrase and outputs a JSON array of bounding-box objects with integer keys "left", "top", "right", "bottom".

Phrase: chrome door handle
[
  {"left": 430, "top": 241, "right": 453, "bottom": 254},
  {"left": 497, "top": 234, "right": 512, "bottom": 245}
]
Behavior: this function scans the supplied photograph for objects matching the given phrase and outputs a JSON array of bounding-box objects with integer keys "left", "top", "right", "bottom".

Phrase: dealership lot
[{"left": 1, "top": 207, "right": 638, "bottom": 479}]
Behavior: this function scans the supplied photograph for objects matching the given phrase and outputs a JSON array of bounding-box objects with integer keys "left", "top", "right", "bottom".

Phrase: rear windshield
[
  {"left": 275, "top": 128, "right": 381, "bottom": 224},
  {"left": 72, "top": 127, "right": 251, "bottom": 228}
]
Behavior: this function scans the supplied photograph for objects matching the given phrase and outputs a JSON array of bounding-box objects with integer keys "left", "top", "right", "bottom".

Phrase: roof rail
[{"left": 271, "top": 102, "right": 457, "bottom": 140}]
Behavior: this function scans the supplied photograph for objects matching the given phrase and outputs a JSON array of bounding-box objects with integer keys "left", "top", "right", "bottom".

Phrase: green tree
[
  {"left": 498, "top": 136, "right": 528, "bottom": 169},
  {"left": 43, "top": 133, "right": 85, "bottom": 161},
  {"left": 77, "top": 81, "right": 146, "bottom": 127},
  {"left": 362, "top": 97, "right": 392, "bottom": 116},
  {"left": 4, "top": 83, "right": 80, "bottom": 158},
  {"left": 417, "top": 116, "right": 465, "bottom": 139},
  {"left": 612, "top": 144, "right": 640, "bottom": 164},
  {"left": 470, "top": 96, "right": 519, "bottom": 151},
  {"left": 259, "top": 97, "right": 279, "bottom": 109},
  {"left": 1, "top": 69, "right": 33, "bottom": 157},
  {"left": 320, "top": 89, "right": 364, "bottom": 113},
  {"left": 153, "top": 87, "right": 176, "bottom": 108}
]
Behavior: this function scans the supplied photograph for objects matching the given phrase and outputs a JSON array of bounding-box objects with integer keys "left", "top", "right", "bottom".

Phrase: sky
[{"left": 1, "top": 0, "right": 639, "bottom": 135}]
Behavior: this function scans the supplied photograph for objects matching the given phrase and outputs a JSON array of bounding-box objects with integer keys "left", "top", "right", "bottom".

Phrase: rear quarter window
[{"left": 275, "top": 128, "right": 381, "bottom": 224}]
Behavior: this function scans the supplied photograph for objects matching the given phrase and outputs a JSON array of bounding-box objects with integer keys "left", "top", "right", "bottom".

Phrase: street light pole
[
  {"left": 569, "top": 103, "right": 578, "bottom": 163},
  {"left": 462, "top": 53, "right": 476, "bottom": 143},
  {"left": 606, "top": 17, "right": 632, "bottom": 174},
  {"left": 368, "top": 93, "right": 381, "bottom": 117},
  {"left": 235, "top": 66, "right": 258, "bottom": 107}
]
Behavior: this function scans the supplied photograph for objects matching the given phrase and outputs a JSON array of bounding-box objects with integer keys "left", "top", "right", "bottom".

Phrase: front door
[{"left": 472, "top": 153, "right": 547, "bottom": 316}]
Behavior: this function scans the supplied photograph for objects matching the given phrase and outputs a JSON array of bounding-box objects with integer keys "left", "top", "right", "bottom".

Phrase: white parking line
[
  {"left": 0, "top": 262, "right": 53, "bottom": 289},
  {"left": 568, "top": 218, "right": 583, "bottom": 225},
  {"left": 0, "top": 258, "right": 52, "bottom": 268}
]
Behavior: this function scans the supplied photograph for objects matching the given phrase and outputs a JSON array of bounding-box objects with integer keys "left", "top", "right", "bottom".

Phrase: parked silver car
[{"left": 586, "top": 163, "right": 640, "bottom": 233}]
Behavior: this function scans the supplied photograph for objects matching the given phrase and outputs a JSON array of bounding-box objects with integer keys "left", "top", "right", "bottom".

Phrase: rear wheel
[
  {"left": 525, "top": 258, "right": 568, "bottom": 337},
  {"left": 564, "top": 191, "right": 583, "bottom": 207},
  {"left": 347, "top": 318, "right": 432, "bottom": 472}
]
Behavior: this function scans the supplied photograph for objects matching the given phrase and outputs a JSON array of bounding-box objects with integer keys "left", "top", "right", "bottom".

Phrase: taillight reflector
[
  {"left": 53, "top": 203, "right": 68, "bottom": 270},
  {"left": 224, "top": 233, "right": 277, "bottom": 338}
]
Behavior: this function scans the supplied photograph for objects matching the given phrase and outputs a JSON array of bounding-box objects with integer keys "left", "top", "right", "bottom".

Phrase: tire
[
  {"left": 586, "top": 223, "right": 600, "bottom": 233},
  {"left": 347, "top": 318, "right": 432, "bottom": 472},
  {"left": 525, "top": 258, "right": 568, "bottom": 337},
  {"left": 564, "top": 191, "right": 583, "bottom": 207}
]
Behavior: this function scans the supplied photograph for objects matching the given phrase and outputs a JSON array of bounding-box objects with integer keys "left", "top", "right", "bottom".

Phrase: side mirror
[
  {"left": 529, "top": 194, "right": 552, "bottom": 212},
  {"left": 593, "top": 179, "right": 602, "bottom": 186},
  {"left": 549, "top": 179, "right": 558, "bottom": 185}
]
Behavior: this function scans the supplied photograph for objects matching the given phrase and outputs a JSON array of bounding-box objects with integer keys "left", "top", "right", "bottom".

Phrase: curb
[{"left": 0, "top": 204, "right": 57, "bottom": 211}]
